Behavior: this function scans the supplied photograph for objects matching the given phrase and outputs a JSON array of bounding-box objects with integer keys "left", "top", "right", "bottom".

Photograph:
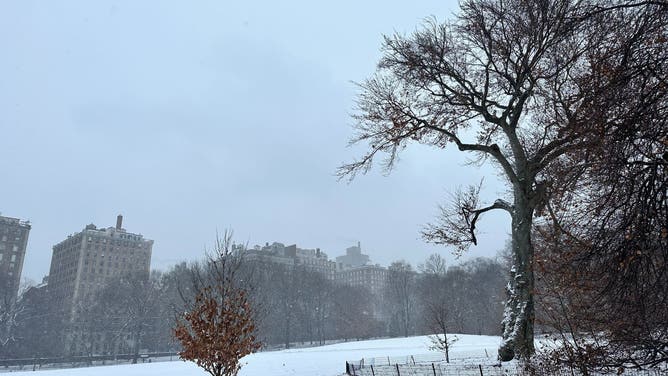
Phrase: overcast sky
[{"left": 1, "top": 0, "right": 511, "bottom": 282}]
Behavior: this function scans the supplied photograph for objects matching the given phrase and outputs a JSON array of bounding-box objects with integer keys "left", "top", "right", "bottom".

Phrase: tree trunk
[
  {"left": 499, "top": 192, "right": 536, "bottom": 361},
  {"left": 284, "top": 313, "right": 291, "bottom": 349}
]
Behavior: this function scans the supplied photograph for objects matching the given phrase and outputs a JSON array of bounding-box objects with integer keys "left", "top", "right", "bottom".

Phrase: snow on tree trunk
[{"left": 499, "top": 194, "right": 535, "bottom": 361}]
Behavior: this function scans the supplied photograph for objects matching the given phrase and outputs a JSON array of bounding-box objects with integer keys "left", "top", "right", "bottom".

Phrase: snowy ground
[{"left": 6, "top": 334, "right": 502, "bottom": 376}]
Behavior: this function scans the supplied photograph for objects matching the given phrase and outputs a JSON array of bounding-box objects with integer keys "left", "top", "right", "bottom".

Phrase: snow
[{"left": 6, "top": 335, "right": 502, "bottom": 376}]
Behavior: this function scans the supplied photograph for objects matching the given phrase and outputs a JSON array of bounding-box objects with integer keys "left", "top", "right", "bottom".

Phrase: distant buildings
[
  {"left": 47, "top": 215, "right": 153, "bottom": 318},
  {"left": 334, "top": 264, "right": 389, "bottom": 296},
  {"left": 332, "top": 242, "right": 389, "bottom": 295},
  {"left": 242, "top": 242, "right": 337, "bottom": 279},
  {"left": 335, "top": 242, "right": 370, "bottom": 270},
  {"left": 240, "top": 240, "right": 390, "bottom": 296},
  {"left": 0, "top": 215, "right": 31, "bottom": 299}
]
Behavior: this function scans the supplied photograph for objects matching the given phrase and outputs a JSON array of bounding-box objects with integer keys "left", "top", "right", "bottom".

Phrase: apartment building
[
  {"left": 242, "top": 242, "right": 337, "bottom": 279},
  {"left": 0, "top": 215, "right": 31, "bottom": 299},
  {"left": 47, "top": 215, "right": 153, "bottom": 318}
]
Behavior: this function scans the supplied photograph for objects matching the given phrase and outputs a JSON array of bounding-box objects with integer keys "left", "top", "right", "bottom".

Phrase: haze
[{"left": 0, "top": 0, "right": 509, "bottom": 281}]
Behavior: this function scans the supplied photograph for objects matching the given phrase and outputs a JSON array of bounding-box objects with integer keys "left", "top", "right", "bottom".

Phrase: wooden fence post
[
  {"left": 396, "top": 363, "right": 400, "bottom": 376},
  {"left": 432, "top": 362, "right": 437, "bottom": 376},
  {"left": 370, "top": 364, "right": 375, "bottom": 376},
  {"left": 478, "top": 364, "right": 483, "bottom": 376}
]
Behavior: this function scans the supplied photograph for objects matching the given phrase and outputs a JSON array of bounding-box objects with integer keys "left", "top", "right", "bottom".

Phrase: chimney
[{"left": 116, "top": 214, "right": 123, "bottom": 230}]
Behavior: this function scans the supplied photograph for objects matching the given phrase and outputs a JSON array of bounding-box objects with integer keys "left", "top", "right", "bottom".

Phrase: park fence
[
  {"left": 344, "top": 354, "right": 666, "bottom": 376},
  {"left": 0, "top": 352, "right": 180, "bottom": 372}
]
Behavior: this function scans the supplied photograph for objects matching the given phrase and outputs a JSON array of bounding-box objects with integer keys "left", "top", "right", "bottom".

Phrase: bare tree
[
  {"left": 385, "top": 261, "right": 416, "bottom": 338},
  {"left": 338, "top": 0, "right": 667, "bottom": 360},
  {"left": 12, "top": 283, "right": 64, "bottom": 359},
  {"left": 419, "top": 272, "right": 457, "bottom": 362},
  {"left": 68, "top": 294, "right": 108, "bottom": 360},
  {"left": 0, "top": 275, "right": 22, "bottom": 359},
  {"left": 418, "top": 253, "right": 447, "bottom": 275},
  {"left": 99, "top": 270, "right": 163, "bottom": 362},
  {"left": 332, "top": 285, "right": 382, "bottom": 341}
]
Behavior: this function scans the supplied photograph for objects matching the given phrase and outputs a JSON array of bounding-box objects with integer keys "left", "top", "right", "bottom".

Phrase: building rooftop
[
  {"left": 58, "top": 215, "right": 150, "bottom": 244},
  {"left": 0, "top": 215, "right": 31, "bottom": 228}
]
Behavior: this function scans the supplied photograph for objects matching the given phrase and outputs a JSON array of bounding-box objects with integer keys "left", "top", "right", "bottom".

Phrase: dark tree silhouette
[{"left": 534, "top": 9, "right": 668, "bottom": 367}]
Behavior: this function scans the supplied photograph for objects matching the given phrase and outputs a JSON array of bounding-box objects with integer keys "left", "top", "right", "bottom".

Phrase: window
[
  {"left": 1, "top": 235, "right": 5, "bottom": 241},
  {"left": 12, "top": 245, "right": 18, "bottom": 252},
  {"left": 10, "top": 254, "right": 16, "bottom": 262}
]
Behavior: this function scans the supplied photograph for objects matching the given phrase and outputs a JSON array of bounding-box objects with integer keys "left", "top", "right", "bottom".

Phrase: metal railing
[
  {"left": 0, "top": 352, "right": 180, "bottom": 372},
  {"left": 344, "top": 354, "right": 667, "bottom": 376}
]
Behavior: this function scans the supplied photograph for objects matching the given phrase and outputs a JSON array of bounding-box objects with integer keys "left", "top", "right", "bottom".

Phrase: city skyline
[
  {"left": 3, "top": 209, "right": 502, "bottom": 283},
  {"left": 4, "top": 206, "right": 509, "bottom": 282}
]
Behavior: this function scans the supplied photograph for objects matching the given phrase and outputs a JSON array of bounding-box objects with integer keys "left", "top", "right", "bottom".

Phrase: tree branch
[
  {"left": 421, "top": 122, "right": 520, "bottom": 184},
  {"left": 467, "top": 199, "right": 513, "bottom": 245}
]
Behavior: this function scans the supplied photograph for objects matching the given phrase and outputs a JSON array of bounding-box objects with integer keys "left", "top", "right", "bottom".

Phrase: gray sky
[{"left": 0, "top": 0, "right": 510, "bottom": 282}]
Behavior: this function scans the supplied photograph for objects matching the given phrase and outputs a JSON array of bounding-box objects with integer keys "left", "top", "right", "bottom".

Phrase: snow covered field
[{"left": 6, "top": 334, "right": 502, "bottom": 376}]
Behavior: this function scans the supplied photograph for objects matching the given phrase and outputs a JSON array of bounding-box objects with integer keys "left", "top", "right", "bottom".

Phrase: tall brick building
[
  {"left": 0, "top": 215, "right": 31, "bottom": 300},
  {"left": 47, "top": 215, "right": 153, "bottom": 318}
]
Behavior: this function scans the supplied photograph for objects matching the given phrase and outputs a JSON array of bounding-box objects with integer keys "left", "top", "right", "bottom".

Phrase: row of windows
[
  {"left": 0, "top": 235, "right": 23, "bottom": 242},
  {"left": 85, "top": 251, "right": 148, "bottom": 261},
  {"left": 0, "top": 244, "right": 20, "bottom": 252},
  {"left": 84, "top": 259, "right": 145, "bottom": 269},
  {"left": 80, "top": 265, "right": 147, "bottom": 283},
  {"left": 56, "top": 232, "right": 150, "bottom": 250},
  {"left": 87, "top": 236, "right": 146, "bottom": 246},
  {"left": 0, "top": 262, "right": 17, "bottom": 269},
  {"left": 86, "top": 243, "right": 147, "bottom": 252},
  {"left": 0, "top": 253, "right": 18, "bottom": 262}
]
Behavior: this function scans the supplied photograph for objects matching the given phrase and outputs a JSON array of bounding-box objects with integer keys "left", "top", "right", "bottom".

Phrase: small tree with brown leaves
[
  {"left": 173, "top": 283, "right": 260, "bottom": 376},
  {"left": 173, "top": 232, "right": 261, "bottom": 376}
]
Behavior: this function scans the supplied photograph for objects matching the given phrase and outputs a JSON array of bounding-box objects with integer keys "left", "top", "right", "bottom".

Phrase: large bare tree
[{"left": 339, "top": 0, "right": 667, "bottom": 360}]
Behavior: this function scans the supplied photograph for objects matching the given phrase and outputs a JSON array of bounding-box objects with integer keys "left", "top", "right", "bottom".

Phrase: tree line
[{"left": 0, "top": 250, "right": 507, "bottom": 362}]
